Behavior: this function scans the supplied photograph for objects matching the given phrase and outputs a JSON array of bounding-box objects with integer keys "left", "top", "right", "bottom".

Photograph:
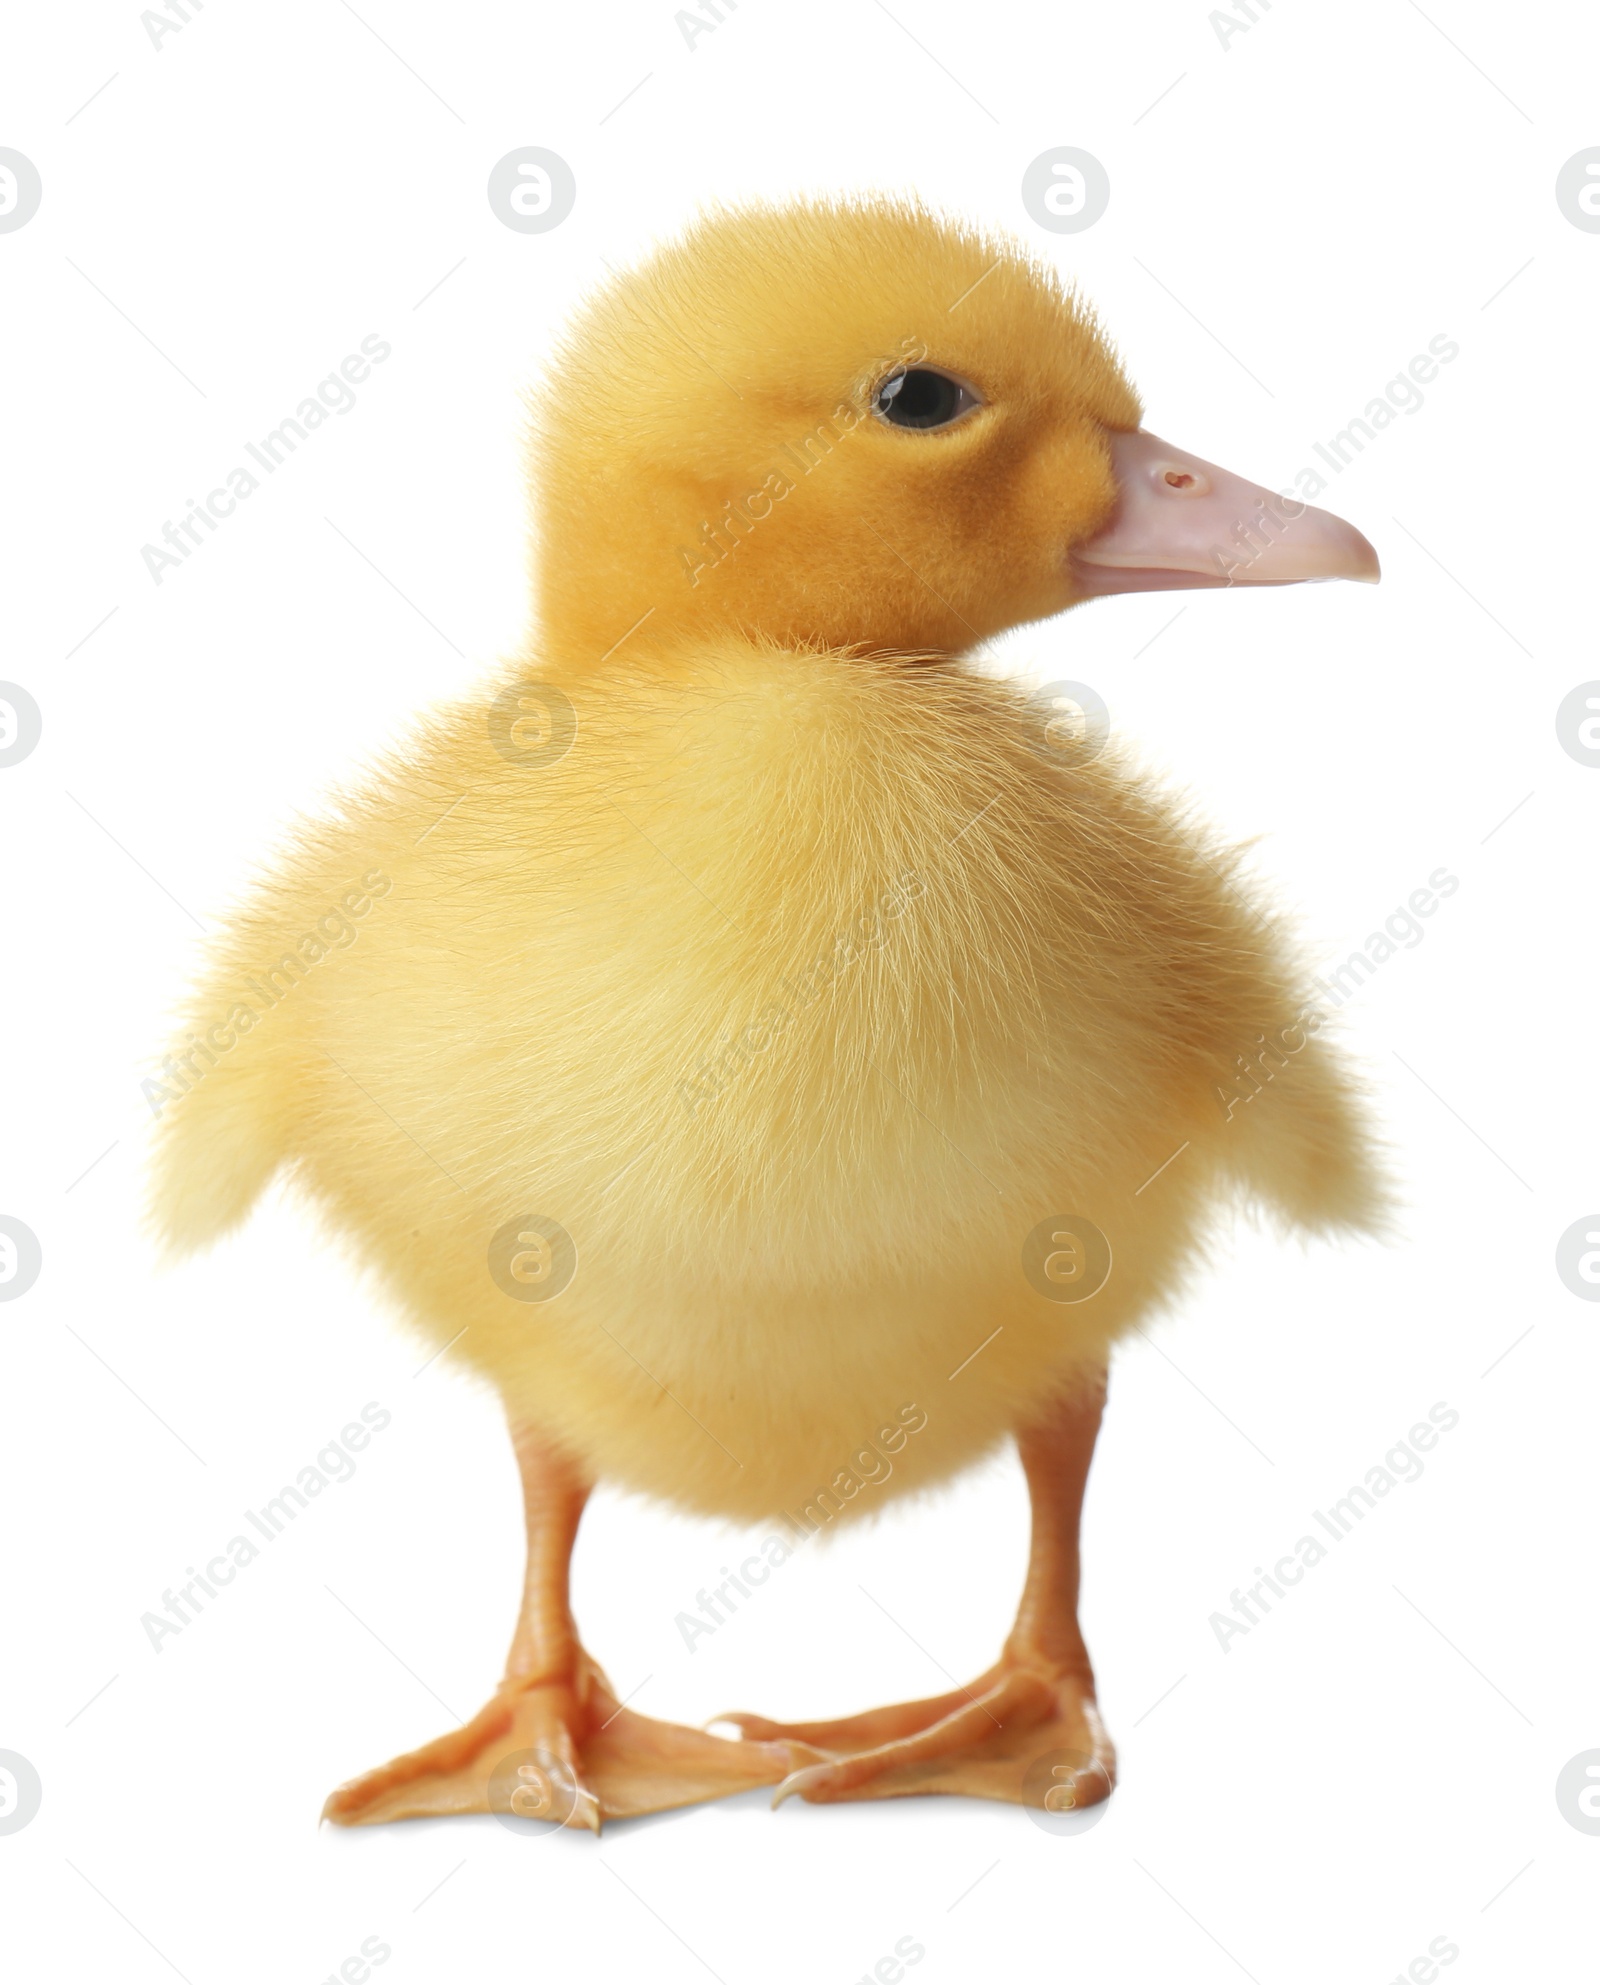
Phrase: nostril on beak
[{"left": 1161, "top": 468, "right": 1202, "bottom": 492}]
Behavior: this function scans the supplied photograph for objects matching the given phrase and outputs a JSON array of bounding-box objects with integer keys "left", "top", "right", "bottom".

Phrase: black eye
[{"left": 873, "top": 366, "right": 980, "bottom": 430}]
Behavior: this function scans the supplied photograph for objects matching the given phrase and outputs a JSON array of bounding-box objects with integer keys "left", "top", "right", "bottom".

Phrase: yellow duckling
[{"left": 151, "top": 197, "right": 1382, "bottom": 1828}]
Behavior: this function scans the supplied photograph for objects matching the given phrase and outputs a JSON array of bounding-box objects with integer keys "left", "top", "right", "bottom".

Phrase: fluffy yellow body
[{"left": 153, "top": 638, "right": 1378, "bottom": 1522}]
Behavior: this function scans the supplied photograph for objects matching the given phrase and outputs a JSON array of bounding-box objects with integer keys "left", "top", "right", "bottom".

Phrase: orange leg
[
  {"left": 722, "top": 1369, "right": 1115, "bottom": 1811},
  {"left": 323, "top": 1423, "right": 805, "bottom": 1831}
]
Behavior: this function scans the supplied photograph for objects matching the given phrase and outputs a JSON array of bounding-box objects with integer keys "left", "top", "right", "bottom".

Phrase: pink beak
[{"left": 1072, "top": 429, "right": 1380, "bottom": 594}]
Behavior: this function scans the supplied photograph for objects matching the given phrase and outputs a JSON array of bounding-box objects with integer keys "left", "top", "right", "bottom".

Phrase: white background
[{"left": 3, "top": 1, "right": 1596, "bottom": 1979}]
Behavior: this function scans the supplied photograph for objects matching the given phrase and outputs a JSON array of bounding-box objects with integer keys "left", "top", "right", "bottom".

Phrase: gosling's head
[{"left": 534, "top": 198, "right": 1377, "bottom": 663}]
